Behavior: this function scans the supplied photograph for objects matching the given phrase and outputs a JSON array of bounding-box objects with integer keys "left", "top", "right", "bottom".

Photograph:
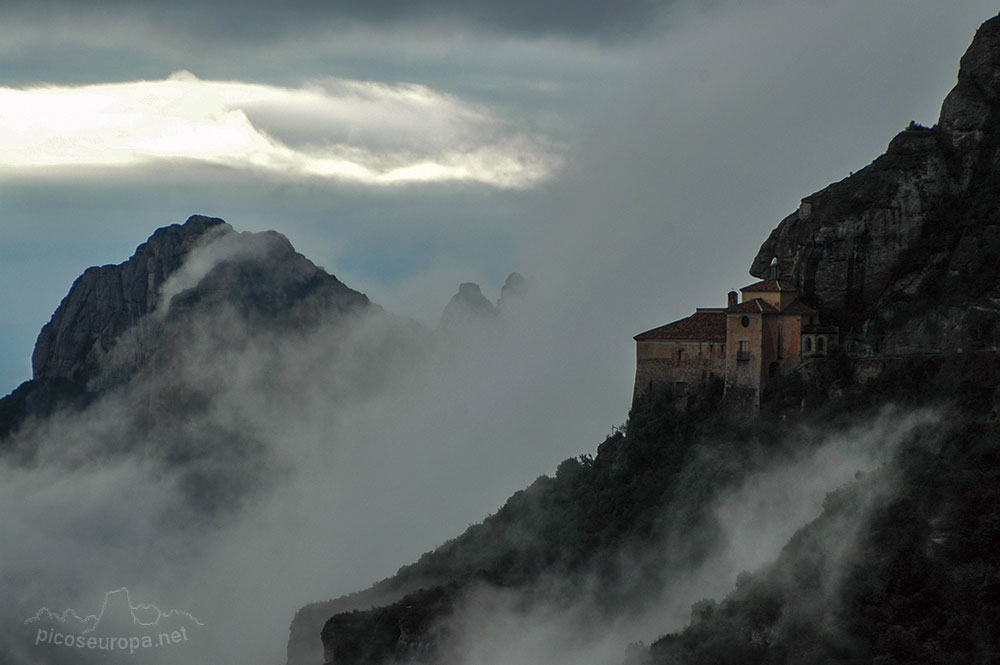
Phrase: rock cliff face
[
  {"left": 751, "top": 15, "right": 1000, "bottom": 354},
  {"left": 31, "top": 215, "right": 371, "bottom": 390},
  {"left": 2, "top": 215, "right": 374, "bottom": 466},
  {"left": 32, "top": 215, "right": 227, "bottom": 385}
]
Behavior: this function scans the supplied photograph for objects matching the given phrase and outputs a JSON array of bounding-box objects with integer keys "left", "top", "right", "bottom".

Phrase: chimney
[
  {"left": 769, "top": 256, "right": 780, "bottom": 280},
  {"left": 727, "top": 290, "right": 738, "bottom": 308}
]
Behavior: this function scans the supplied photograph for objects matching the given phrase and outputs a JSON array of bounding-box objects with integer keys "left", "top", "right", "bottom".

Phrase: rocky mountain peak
[
  {"left": 32, "top": 215, "right": 231, "bottom": 384},
  {"left": 940, "top": 15, "right": 1000, "bottom": 145},
  {"left": 497, "top": 272, "right": 527, "bottom": 308},
  {"left": 500, "top": 272, "right": 526, "bottom": 297},
  {"left": 31, "top": 215, "right": 369, "bottom": 389},
  {"left": 457, "top": 282, "right": 487, "bottom": 301},
  {"left": 437, "top": 282, "right": 496, "bottom": 335}
]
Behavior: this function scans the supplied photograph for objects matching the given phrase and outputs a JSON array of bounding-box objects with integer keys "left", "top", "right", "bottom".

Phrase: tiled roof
[
  {"left": 778, "top": 299, "right": 817, "bottom": 315},
  {"left": 634, "top": 309, "right": 726, "bottom": 342},
  {"left": 740, "top": 279, "right": 797, "bottom": 293},
  {"left": 727, "top": 298, "right": 777, "bottom": 314}
]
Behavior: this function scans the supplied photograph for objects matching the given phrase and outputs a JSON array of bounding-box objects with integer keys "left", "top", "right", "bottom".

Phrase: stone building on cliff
[{"left": 632, "top": 258, "right": 837, "bottom": 409}]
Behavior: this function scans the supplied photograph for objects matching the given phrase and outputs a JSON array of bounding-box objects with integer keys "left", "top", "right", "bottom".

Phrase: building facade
[{"left": 632, "top": 260, "right": 838, "bottom": 409}]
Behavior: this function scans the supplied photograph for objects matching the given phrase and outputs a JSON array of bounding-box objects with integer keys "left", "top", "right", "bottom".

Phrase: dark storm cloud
[{"left": 3, "top": 0, "right": 679, "bottom": 42}]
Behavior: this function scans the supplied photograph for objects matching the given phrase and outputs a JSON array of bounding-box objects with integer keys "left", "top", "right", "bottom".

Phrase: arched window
[
  {"left": 804, "top": 337, "right": 812, "bottom": 352},
  {"left": 817, "top": 337, "right": 825, "bottom": 352}
]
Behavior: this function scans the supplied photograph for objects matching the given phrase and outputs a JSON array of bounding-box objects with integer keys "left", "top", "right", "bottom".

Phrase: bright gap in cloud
[{"left": 0, "top": 71, "right": 558, "bottom": 188}]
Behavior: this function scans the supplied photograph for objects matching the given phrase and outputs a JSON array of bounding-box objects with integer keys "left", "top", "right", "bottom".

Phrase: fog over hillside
[
  {"left": 0, "top": 222, "right": 593, "bottom": 663},
  {"left": 0, "top": 220, "right": 944, "bottom": 664},
  {"left": 3, "top": 2, "right": 1000, "bottom": 665},
  {"left": 405, "top": 409, "right": 935, "bottom": 665}
]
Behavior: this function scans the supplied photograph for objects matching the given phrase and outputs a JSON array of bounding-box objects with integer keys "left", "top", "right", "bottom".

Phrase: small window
[
  {"left": 817, "top": 337, "right": 825, "bottom": 352},
  {"left": 677, "top": 348, "right": 685, "bottom": 365},
  {"left": 804, "top": 337, "right": 812, "bottom": 352},
  {"left": 741, "top": 316, "right": 750, "bottom": 328}
]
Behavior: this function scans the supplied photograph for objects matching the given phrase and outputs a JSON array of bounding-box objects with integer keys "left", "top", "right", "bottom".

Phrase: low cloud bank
[{"left": 0, "top": 230, "right": 617, "bottom": 664}]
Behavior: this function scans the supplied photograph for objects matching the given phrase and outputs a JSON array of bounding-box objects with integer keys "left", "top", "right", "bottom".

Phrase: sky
[
  {"left": 2, "top": 0, "right": 996, "bottom": 395},
  {"left": 2, "top": 1, "right": 999, "bottom": 663}
]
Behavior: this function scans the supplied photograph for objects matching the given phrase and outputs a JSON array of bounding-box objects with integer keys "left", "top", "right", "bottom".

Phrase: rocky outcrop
[
  {"left": 496, "top": 272, "right": 527, "bottom": 313},
  {"left": 436, "top": 273, "right": 528, "bottom": 337},
  {"left": 939, "top": 14, "right": 1000, "bottom": 151},
  {"left": 437, "top": 282, "right": 496, "bottom": 335},
  {"left": 3, "top": 214, "right": 374, "bottom": 464},
  {"left": 2, "top": 213, "right": 383, "bottom": 516},
  {"left": 286, "top": 578, "right": 433, "bottom": 665},
  {"left": 30, "top": 215, "right": 371, "bottom": 391},
  {"left": 320, "top": 583, "right": 461, "bottom": 665},
  {"left": 751, "top": 15, "right": 1000, "bottom": 353},
  {"left": 751, "top": 129, "right": 957, "bottom": 332},
  {"left": 32, "top": 215, "right": 228, "bottom": 385}
]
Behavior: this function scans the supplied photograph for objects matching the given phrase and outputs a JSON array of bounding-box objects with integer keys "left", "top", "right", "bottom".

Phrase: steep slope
[
  {"left": 752, "top": 16, "right": 1000, "bottom": 355},
  {"left": 32, "top": 215, "right": 227, "bottom": 385},
  {"left": 290, "top": 15, "right": 1000, "bottom": 665},
  {"left": 1, "top": 215, "right": 428, "bottom": 665},
  {"left": 434, "top": 274, "right": 527, "bottom": 338},
  {"left": 298, "top": 352, "right": 1000, "bottom": 665},
  {"left": 32, "top": 214, "right": 370, "bottom": 390},
  {"left": 0, "top": 215, "right": 376, "bottom": 512},
  {"left": 0, "top": 216, "right": 228, "bottom": 452},
  {"left": 649, "top": 361, "right": 1000, "bottom": 664},
  {"left": 0, "top": 215, "right": 372, "bottom": 449},
  {"left": 287, "top": 385, "right": 728, "bottom": 665},
  {"left": 437, "top": 282, "right": 496, "bottom": 332}
]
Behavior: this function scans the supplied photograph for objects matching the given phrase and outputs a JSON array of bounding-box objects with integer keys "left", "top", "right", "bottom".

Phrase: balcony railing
[{"left": 736, "top": 350, "right": 751, "bottom": 362}]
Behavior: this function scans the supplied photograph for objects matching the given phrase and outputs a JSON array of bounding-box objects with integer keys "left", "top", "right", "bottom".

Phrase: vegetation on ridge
[{"left": 315, "top": 348, "right": 1000, "bottom": 665}]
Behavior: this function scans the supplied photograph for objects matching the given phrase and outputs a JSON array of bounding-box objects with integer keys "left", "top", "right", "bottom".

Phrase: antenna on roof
[{"left": 769, "top": 256, "right": 779, "bottom": 280}]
